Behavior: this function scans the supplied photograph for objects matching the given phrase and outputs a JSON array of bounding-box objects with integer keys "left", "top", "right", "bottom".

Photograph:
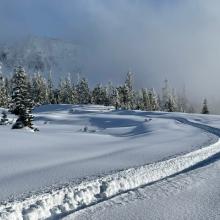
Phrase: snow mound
[{"left": 1, "top": 139, "right": 220, "bottom": 220}]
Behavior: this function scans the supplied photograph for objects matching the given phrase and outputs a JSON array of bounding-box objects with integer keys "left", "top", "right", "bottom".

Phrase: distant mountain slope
[{"left": 0, "top": 36, "right": 81, "bottom": 76}]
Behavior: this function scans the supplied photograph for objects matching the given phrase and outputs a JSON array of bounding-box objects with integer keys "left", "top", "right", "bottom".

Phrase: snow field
[
  {"left": 1, "top": 138, "right": 220, "bottom": 220},
  {"left": 1, "top": 105, "right": 213, "bottom": 201}
]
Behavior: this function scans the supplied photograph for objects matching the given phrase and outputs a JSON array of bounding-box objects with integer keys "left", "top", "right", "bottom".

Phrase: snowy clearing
[{"left": 0, "top": 105, "right": 220, "bottom": 219}]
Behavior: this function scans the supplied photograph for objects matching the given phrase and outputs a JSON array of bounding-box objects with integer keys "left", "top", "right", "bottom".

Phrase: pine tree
[
  {"left": 0, "top": 75, "right": 8, "bottom": 107},
  {"left": 161, "top": 79, "right": 177, "bottom": 112},
  {"left": 124, "top": 71, "right": 134, "bottom": 109},
  {"left": 141, "top": 88, "right": 150, "bottom": 110},
  {"left": 112, "top": 88, "right": 120, "bottom": 109},
  {"left": 92, "top": 83, "right": 108, "bottom": 105},
  {"left": 176, "top": 86, "right": 188, "bottom": 112},
  {"left": 148, "top": 88, "right": 160, "bottom": 111},
  {"left": 161, "top": 79, "right": 170, "bottom": 111},
  {"left": 133, "top": 90, "right": 142, "bottom": 110},
  {"left": 11, "top": 66, "right": 34, "bottom": 129},
  {"left": 32, "top": 72, "right": 49, "bottom": 105},
  {"left": 76, "top": 77, "right": 90, "bottom": 104},
  {"left": 0, "top": 64, "right": 9, "bottom": 107},
  {"left": 201, "top": 98, "right": 209, "bottom": 114},
  {"left": 47, "top": 71, "right": 56, "bottom": 104},
  {"left": 117, "top": 85, "right": 127, "bottom": 109},
  {"left": 165, "top": 98, "right": 176, "bottom": 112}
]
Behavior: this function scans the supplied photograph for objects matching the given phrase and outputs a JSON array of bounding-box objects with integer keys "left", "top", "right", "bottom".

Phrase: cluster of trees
[{"left": 0, "top": 66, "right": 210, "bottom": 129}]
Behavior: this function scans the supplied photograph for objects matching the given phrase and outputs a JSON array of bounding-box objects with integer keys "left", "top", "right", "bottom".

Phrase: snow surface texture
[
  {"left": 69, "top": 146, "right": 220, "bottom": 220},
  {"left": 1, "top": 105, "right": 215, "bottom": 201},
  {"left": 0, "top": 105, "right": 220, "bottom": 219},
  {"left": 1, "top": 139, "right": 220, "bottom": 220}
]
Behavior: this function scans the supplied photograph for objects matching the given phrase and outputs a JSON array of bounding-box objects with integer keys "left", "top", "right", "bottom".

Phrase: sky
[{"left": 0, "top": 0, "right": 220, "bottom": 109}]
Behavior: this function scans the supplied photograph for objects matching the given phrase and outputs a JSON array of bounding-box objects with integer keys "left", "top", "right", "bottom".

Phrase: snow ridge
[{"left": 0, "top": 139, "right": 220, "bottom": 220}]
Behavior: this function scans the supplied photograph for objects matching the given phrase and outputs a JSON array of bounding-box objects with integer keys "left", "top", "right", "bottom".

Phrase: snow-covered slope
[
  {"left": 0, "top": 105, "right": 220, "bottom": 219},
  {"left": 0, "top": 36, "right": 81, "bottom": 76},
  {"left": 69, "top": 146, "right": 220, "bottom": 220}
]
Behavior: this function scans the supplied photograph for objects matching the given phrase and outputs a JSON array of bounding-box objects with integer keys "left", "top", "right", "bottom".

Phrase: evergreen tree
[
  {"left": 141, "top": 88, "right": 150, "bottom": 110},
  {"left": 133, "top": 90, "right": 142, "bottom": 110},
  {"left": 32, "top": 72, "right": 49, "bottom": 105},
  {"left": 161, "top": 79, "right": 177, "bottom": 112},
  {"left": 148, "top": 88, "right": 160, "bottom": 111},
  {"left": 0, "top": 64, "right": 9, "bottom": 107},
  {"left": 117, "top": 85, "right": 128, "bottom": 109},
  {"left": 161, "top": 79, "right": 170, "bottom": 111},
  {"left": 112, "top": 87, "right": 120, "bottom": 109},
  {"left": 176, "top": 86, "right": 188, "bottom": 112},
  {"left": 11, "top": 66, "right": 34, "bottom": 129},
  {"left": 165, "top": 97, "right": 176, "bottom": 112},
  {"left": 201, "top": 98, "right": 209, "bottom": 114},
  {"left": 47, "top": 71, "right": 56, "bottom": 104},
  {"left": 92, "top": 83, "right": 107, "bottom": 105},
  {"left": 76, "top": 77, "right": 90, "bottom": 104},
  {"left": 0, "top": 75, "right": 8, "bottom": 107},
  {"left": 124, "top": 71, "right": 134, "bottom": 109},
  {"left": 58, "top": 74, "right": 76, "bottom": 104}
]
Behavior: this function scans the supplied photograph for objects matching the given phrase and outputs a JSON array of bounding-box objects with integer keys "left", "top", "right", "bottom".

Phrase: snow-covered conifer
[
  {"left": 32, "top": 72, "right": 49, "bottom": 105},
  {"left": 0, "top": 64, "right": 9, "bottom": 107},
  {"left": 11, "top": 66, "right": 34, "bottom": 129},
  {"left": 92, "top": 83, "right": 108, "bottom": 105},
  {"left": 59, "top": 74, "right": 76, "bottom": 104},
  {"left": 148, "top": 88, "right": 160, "bottom": 111},
  {"left": 47, "top": 71, "right": 56, "bottom": 104},
  {"left": 201, "top": 98, "right": 209, "bottom": 114},
  {"left": 76, "top": 77, "right": 90, "bottom": 104},
  {"left": 124, "top": 71, "right": 134, "bottom": 109},
  {"left": 0, "top": 75, "right": 8, "bottom": 108}
]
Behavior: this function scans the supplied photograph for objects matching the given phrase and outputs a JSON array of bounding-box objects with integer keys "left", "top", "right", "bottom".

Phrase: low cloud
[{"left": 0, "top": 0, "right": 220, "bottom": 110}]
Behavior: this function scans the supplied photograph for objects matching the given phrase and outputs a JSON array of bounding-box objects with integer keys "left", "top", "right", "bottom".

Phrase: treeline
[{"left": 0, "top": 66, "right": 207, "bottom": 114}]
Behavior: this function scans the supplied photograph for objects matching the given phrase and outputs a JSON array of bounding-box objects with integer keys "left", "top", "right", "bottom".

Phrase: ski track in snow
[
  {"left": 1, "top": 107, "right": 220, "bottom": 220},
  {"left": 69, "top": 150, "right": 220, "bottom": 220}
]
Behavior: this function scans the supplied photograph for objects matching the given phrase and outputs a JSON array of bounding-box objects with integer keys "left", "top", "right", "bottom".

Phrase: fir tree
[
  {"left": 161, "top": 79, "right": 177, "bottom": 112},
  {"left": 201, "top": 98, "right": 209, "bottom": 114},
  {"left": 133, "top": 90, "right": 142, "bottom": 110},
  {"left": 141, "top": 88, "right": 150, "bottom": 111},
  {"left": 0, "top": 64, "right": 9, "bottom": 107},
  {"left": 176, "top": 86, "right": 188, "bottom": 112},
  {"left": 161, "top": 79, "right": 170, "bottom": 111},
  {"left": 92, "top": 83, "right": 107, "bottom": 105},
  {"left": 47, "top": 71, "right": 56, "bottom": 104},
  {"left": 149, "top": 88, "right": 160, "bottom": 111},
  {"left": 0, "top": 75, "right": 8, "bottom": 107},
  {"left": 165, "top": 98, "right": 176, "bottom": 112},
  {"left": 11, "top": 66, "right": 34, "bottom": 129},
  {"left": 32, "top": 72, "right": 49, "bottom": 105},
  {"left": 76, "top": 77, "right": 90, "bottom": 104},
  {"left": 124, "top": 71, "right": 134, "bottom": 109},
  {"left": 112, "top": 88, "right": 120, "bottom": 109}
]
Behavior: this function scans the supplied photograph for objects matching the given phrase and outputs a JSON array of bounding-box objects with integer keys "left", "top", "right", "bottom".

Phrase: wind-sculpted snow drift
[{"left": 1, "top": 139, "right": 220, "bottom": 220}]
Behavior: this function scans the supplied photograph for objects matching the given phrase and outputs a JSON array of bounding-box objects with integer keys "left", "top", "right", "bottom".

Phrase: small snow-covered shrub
[
  {"left": 0, "top": 111, "right": 9, "bottom": 125},
  {"left": 83, "top": 126, "right": 88, "bottom": 132}
]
